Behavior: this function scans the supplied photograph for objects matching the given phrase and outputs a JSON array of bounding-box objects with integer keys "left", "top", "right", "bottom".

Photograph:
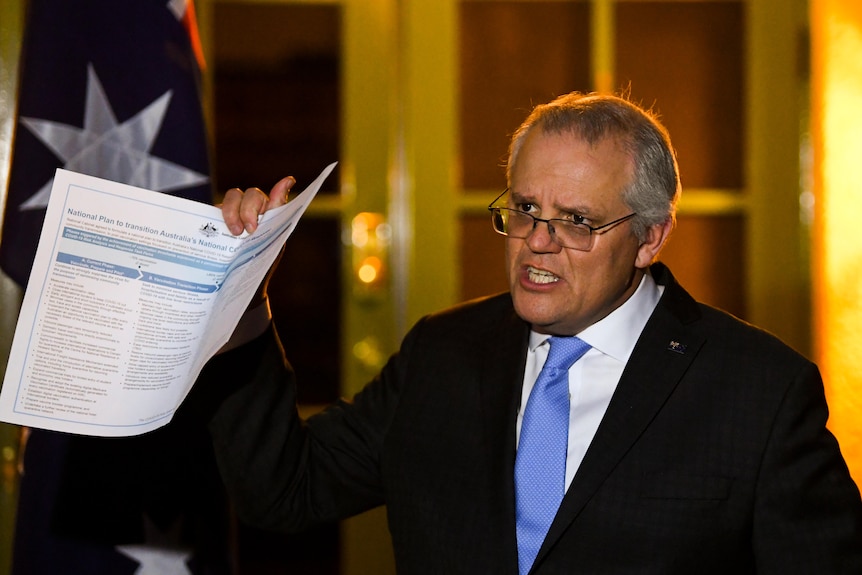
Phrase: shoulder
[
  {"left": 412, "top": 292, "right": 520, "bottom": 335},
  {"left": 396, "top": 292, "right": 527, "bottom": 359},
  {"left": 652, "top": 262, "right": 813, "bottom": 373},
  {"left": 696, "top": 303, "right": 811, "bottom": 371}
]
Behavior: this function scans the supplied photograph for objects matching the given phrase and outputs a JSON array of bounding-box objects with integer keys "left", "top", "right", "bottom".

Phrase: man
[{"left": 210, "top": 92, "right": 862, "bottom": 573}]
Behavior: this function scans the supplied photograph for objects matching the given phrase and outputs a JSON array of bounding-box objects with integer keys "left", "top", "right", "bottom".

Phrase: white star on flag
[
  {"left": 167, "top": 0, "right": 191, "bottom": 20},
  {"left": 116, "top": 544, "right": 193, "bottom": 575},
  {"left": 18, "top": 64, "right": 207, "bottom": 211}
]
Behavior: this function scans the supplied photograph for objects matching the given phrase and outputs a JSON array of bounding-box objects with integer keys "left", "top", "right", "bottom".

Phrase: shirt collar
[{"left": 528, "top": 270, "right": 664, "bottom": 363}]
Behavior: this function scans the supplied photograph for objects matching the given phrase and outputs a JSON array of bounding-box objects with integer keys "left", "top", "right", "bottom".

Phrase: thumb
[{"left": 268, "top": 176, "right": 296, "bottom": 210}]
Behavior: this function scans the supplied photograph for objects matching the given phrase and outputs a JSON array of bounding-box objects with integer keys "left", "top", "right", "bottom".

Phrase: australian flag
[
  {"left": 3, "top": 2, "right": 232, "bottom": 574},
  {"left": 0, "top": 0, "right": 211, "bottom": 286}
]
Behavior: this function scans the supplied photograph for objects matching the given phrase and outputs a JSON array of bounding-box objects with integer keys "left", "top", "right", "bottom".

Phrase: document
[{"left": 0, "top": 163, "right": 336, "bottom": 436}]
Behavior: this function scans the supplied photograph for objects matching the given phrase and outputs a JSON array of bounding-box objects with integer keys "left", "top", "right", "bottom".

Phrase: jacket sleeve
[
  {"left": 752, "top": 361, "right": 862, "bottom": 573},
  {"left": 207, "top": 321, "right": 415, "bottom": 532}
]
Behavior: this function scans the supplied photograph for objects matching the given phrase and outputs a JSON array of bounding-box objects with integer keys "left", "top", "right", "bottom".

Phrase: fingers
[
  {"left": 222, "top": 176, "right": 296, "bottom": 236},
  {"left": 222, "top": 186, "right": 266, "bottom": 235}
]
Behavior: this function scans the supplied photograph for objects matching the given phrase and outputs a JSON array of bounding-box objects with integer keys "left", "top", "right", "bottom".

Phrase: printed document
[{"left": 0, "top": 163, "right": 336, "bottom": 436}]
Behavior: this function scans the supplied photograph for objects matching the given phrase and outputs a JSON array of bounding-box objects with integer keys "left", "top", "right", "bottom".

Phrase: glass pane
[
  {"left": 616, "top": 1, "right": 745, "bottom": 189},
  {"left": 213, "top": 2, "right": 341, "bottom": 193},
  {"left": 459, "top": 0, "right": 591, "bottom": 191},
  {"left": 269, "top": 218, "right": 342, "bottom": 405},
  {"left": 212, "top": 2, "right": 342, "bottom": 406},
  {"left": 461, "top": 215, "right": 508, "bottom": 301},
  {"left": 212, "top": 4, "right": 342, "bottom": 574},
  {"left": 660, "top": 214, "right": 747, "bottom": 318}
]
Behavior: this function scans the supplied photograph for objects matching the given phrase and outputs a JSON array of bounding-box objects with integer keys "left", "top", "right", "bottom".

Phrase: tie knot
[{"left": 545, "top": 336, "right": 591, "bottom": 372}]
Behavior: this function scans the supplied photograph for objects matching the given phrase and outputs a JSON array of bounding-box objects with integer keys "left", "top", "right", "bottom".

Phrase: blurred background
[{"left": 0, "top": 0, "right": 860, "bottom": 573}]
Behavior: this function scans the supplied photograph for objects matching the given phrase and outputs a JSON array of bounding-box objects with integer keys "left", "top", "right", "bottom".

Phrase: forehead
[{"left": 510, "top": 128, "right": 633, "bottom": 205}]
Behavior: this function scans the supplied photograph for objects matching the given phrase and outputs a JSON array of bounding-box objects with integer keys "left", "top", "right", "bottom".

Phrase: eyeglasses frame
[{"left": 487, "top": 188, "right": 637, "bottom": 251}]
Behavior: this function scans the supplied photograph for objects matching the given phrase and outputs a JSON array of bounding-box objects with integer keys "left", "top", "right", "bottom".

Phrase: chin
[{"left": 512, "top": 296, "right": 559, "bottom": 330}]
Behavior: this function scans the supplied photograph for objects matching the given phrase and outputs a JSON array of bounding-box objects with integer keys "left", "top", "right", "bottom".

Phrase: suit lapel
[{"left": 537, "top": 264, "right": 706, "bottom": 565}]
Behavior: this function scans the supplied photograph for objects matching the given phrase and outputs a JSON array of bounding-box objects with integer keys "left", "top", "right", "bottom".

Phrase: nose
[{"left": 525, "top": 218, "right": 563, "bottom": 253}]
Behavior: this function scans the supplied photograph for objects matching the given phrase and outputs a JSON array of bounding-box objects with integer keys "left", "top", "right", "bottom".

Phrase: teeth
[{"left": 527, "top": 266, "right": 559, "bottom": 284}]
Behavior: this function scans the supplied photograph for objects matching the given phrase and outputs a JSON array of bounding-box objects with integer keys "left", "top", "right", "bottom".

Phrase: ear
[{"left": 635, "top": 218, "right": 673, "bottom": 269}]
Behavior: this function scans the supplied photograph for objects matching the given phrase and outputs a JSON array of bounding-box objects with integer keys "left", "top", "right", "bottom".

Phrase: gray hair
[{"left": 507, "top": 92, "right": 680, "bottom": 241}]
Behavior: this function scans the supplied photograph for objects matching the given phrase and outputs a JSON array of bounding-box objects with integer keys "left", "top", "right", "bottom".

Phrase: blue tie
[{"left": 515, "top": 336, "right": 591, "bottom": 575}]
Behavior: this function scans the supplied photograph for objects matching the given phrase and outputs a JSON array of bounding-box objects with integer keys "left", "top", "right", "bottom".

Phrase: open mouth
[{"left": 526, "top": 266, "right": 559, "bottom": 285}]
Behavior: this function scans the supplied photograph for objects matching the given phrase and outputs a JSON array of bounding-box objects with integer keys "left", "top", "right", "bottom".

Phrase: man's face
[{"left": 506, "top": 128, "right": 661, "bottom": 335}]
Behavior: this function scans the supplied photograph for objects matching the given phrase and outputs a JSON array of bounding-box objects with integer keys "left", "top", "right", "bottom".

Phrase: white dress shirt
[{"left": 516, "top": 271, "right": 664, "bottom": 490}]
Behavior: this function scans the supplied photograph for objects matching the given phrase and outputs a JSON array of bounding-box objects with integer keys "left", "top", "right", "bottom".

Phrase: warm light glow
[
  {"left": 812, "top": 0, "right": 862, "bottom": 485},
  {"left": 352, "top": 213, "right": 371, "bottom": 247},
  {"left": 358, "top": 256, "right": 382, "bottom": 284},
  {"left": 351, "top": 212, "right": 388, "bottom": 296}
]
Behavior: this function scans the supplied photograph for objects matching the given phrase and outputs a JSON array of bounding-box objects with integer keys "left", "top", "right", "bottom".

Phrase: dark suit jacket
[{"left": 209, "top": 262, "right": 862, "bottom": 574}]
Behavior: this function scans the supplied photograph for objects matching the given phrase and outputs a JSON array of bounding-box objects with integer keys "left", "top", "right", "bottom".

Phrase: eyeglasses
[{"left": 488, "top": 188, "right": 636, "bottom": 251}]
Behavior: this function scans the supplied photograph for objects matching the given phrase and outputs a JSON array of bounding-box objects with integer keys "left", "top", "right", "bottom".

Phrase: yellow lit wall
[{"left": 811, "top": 0, "right": 862, "bottom": 485}]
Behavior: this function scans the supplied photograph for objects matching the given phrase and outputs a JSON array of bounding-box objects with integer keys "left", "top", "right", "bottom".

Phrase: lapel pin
[{"left": 667, "top": 341, "right": 687, "bottom": 354}]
